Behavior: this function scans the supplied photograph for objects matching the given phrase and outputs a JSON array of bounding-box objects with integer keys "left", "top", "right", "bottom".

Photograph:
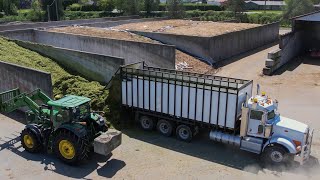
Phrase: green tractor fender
[{"left": 56, "top": 123, "right": 87, "bottom": 138}]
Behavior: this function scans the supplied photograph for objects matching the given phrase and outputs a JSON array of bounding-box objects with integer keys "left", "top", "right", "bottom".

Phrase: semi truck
[{"left": 119, "top": 62, "right": 313, "bottom": 165}]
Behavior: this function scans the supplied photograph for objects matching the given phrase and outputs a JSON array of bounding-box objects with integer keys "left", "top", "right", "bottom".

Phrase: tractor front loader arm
[{"left": 0, "top": 88, "right": 40, "bottom": 114}]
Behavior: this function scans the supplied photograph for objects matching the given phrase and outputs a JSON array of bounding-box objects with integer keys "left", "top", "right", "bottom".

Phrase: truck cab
[{"left": 241, "top": 92, "right": 314, "bottom": 165}]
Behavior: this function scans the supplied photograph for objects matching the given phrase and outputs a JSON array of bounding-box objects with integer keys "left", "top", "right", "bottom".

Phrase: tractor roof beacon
[{"left": 0, "top": 88, "right": 121, "bottom": 165}]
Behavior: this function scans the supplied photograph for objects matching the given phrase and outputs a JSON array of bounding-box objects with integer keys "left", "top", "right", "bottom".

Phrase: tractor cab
[{"left": 47, "top": 95, "right": 92, "bottom": 128}]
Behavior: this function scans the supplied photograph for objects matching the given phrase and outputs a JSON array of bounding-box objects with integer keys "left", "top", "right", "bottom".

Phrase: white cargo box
[{"left": 120, "top": 62, "right": 253, "bottom": 130}]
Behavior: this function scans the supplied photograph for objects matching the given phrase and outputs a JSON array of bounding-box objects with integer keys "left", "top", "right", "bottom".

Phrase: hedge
[{"left": 159, "top": 3, "right": 222, "bottom": 11}]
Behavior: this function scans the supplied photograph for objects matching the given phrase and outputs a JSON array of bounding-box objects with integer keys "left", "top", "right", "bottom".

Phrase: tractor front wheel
[
  {"left": 54, "top": 130, "right": 89, "bottom": 165},
  {"left": 21, "top": 128, "right": 42, "bottom": 153}
]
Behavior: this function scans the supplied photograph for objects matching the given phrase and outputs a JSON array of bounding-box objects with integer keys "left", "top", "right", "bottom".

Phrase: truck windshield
[{"left": 268, "top": 110, "right": 275, "bottom": 120}]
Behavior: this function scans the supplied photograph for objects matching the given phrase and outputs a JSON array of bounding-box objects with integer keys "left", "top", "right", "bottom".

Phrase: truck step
[{"left": 240, "top": 136, "right": 263, "bottom": 154}]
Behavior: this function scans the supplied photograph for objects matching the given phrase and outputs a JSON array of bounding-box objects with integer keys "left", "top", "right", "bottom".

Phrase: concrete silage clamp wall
[
  {"left": 32, "top": 30, "right": 175, "bottom": 69},
  {"left": 0, "top": 61, "right": 53, "bottom": 97},
  {"left": 14, "top": 40, "right": 124, "bottom": 84},
  {"left": 0, "top": 16, "right": 140, "bottom": 32},
  {"left": 263, "top": 31, "right": 303, "bottom": 75},
  {"left": 131, "top": 22, "right": 280, "bottom": 64}
]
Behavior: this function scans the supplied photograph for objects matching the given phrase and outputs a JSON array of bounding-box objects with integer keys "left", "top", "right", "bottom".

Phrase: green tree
[
  {"left": 226, "top": 0, "right": 245, "bottom": 16},
  {"left": 1, "top": 0, "right": 19, "bottom": 15},
  {"left": 42, "top": 0, "right": 64, "bottom": 21},
  {"left": 311, "top": 0, "right": 320, "bottom": 4},
  {"left": 144, "top": 0, "right": 160, "bottom": 16},
  {"left": 99, "top": 0, "right": 115, "bottom": 11},
  {"left": 114, "top": 0, "right": 139, "bottom": 15},
  {"left": 167, "top": 0, "right": 184, "bottom": 18},
  {"left": 27, "top": 0, "right": 44, "bottom": 21},
  {"left": 283, "top": 0, "right": 314, "bottom": 19}
]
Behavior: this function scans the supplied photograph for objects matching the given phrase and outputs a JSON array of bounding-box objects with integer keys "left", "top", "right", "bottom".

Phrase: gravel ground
[
  {"left": 1, "top": 45, "right": 320, "bottom": 180},
  {"left": 48, "top": 26, "right": 216, "bottom": 75},
  {"left": 114, "top": 20, "right": 261, "bottom": 37}
]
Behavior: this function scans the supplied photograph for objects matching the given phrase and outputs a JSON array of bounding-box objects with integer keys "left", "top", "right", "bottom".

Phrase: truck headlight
[{"left": 296, "top": 146, "right": 302, "bottom": 152}]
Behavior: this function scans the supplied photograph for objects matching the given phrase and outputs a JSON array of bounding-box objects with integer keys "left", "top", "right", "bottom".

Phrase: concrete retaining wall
[
  {"left": 0, "top": 61, "right": 52, "bottom": 97},
  {"left": 32, "top": 30, "right": 175, "bottom": 69},
  {"left": 14, "top": 40, "right": 124, "bottom": 84},
  {"left": 263, "top": 31, "right": 303, "bottom": 75},
  {"left": 0, "top": 16, "right": 139, "bottom": 32},
  {"left": 86, "top": 17, "right": 167, "bottom": 28},
  {"left": 131, "top": 22, "right": 280, "bottom": 64},
  {"left": 0, "top": 29, "right": 35, "bottom": 41}
]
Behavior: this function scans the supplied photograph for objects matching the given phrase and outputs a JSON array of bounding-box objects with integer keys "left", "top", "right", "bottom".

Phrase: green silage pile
[{"left": 0, "top": 37, "right": 108, "bottom": 111}]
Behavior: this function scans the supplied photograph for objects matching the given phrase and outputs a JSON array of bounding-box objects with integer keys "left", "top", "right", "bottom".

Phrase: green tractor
[{"left": 0, "top": 88, "right": 121, "bottom": 164}]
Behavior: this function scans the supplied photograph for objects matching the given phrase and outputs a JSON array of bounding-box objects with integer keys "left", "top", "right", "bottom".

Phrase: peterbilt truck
[{"left": 119, "top": 62, "right": 313, "bottom": 165}]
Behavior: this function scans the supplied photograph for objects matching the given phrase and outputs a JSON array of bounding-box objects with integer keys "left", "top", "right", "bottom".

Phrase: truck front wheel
[
  {"left": 176, "top": 124, "right": 192, "bottom": 142},
  {"left": 262, "top": 145, "right": 291, "bottom": 165},
  {"left": 157, "top": 119, "right": 174, "bottom": 137}
]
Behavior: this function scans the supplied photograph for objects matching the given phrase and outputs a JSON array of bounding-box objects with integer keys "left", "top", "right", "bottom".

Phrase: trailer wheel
[
  {"left": 21, "top": 128, "right": 42, "bottom": 153},
  {"left": 140, "top": 116, "right": 155, "bottom": 131},
  {"left": 262, "top": 145, "right": 291, "bottom": 165},
  {"left": 176, "top": 125, "right": 192, "bottom": 142},
  {"left": 157, "top": 119, "right": 174, "bottom": 137}
]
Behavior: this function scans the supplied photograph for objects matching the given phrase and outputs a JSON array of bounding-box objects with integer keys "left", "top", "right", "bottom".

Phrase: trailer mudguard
[
  {"left": 25, "top": 124, "right": 42, "bottom": 143},
  {"left": 263, "top": 136, "right": 297, "bottom": 154},
  {"left": 57, "top": 123, "right": 87, "bottom": 138}
]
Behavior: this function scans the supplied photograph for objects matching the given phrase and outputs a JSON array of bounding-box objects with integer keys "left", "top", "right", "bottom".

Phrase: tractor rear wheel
[
  {"left": 54, "top": 130, "right": 89, "bottom": 165},
  {"left": 21, "top": 128, "right": 42, "bottom": 153}
]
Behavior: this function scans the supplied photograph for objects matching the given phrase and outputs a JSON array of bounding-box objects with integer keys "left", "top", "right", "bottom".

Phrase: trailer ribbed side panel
[{"left": 120, "top": 63, "right": 253, "bottom": 130}]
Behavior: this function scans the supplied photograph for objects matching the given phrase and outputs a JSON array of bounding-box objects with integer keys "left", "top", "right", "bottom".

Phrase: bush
[
  {"left": 67, "top": 3, "right": 82, "bottom": 11},
  {"left": 245, "top": 13, "right": 282, "bottom": 24},
  {"left": 63, "top": 11, "right": 124, "bottom": 20},
  {"left": 67, "top": 4, "right": 102, "bottom": 11},
  {"left": 159, "top": 3, "right": 222, "bottom": 11}
]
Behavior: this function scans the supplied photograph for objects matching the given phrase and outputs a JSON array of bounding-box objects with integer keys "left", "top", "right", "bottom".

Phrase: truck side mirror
[{"left": 258, "top": 125, "right": 264, "bottom": 134}]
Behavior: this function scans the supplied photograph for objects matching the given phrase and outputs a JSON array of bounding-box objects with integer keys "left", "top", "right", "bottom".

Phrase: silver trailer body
[{"left": 120, "top": 62, "right": 253, "bottom": 130}]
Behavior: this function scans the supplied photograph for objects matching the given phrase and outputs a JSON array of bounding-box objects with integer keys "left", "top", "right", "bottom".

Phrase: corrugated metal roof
[
  {"left": 245, "top": 1, "right": 285, "bottom": 6},
  {"left": 295, "top": 11, "right": 320, "bottom": 22}
]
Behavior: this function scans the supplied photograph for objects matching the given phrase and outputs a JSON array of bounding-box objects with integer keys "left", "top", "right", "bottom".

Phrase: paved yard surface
[{"left": 1, "top": 44, "right": 320, "bottom": 180}]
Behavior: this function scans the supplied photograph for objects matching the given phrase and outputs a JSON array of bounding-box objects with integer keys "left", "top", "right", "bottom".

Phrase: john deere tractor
[{"left": 0, "top": 88, "right": 121, "bottom": 164}]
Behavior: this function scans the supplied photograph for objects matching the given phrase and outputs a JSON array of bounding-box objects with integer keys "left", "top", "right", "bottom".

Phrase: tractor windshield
[{"left": 73, "top": 103, "right": 90, "bottom": 120}]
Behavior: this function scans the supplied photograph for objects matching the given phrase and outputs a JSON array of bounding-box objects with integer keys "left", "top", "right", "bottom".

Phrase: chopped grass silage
[{"left": 0, "top": 37, "right": 108, "bottom": 111}]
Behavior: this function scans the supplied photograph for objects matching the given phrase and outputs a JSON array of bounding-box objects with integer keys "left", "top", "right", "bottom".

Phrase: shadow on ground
[
  {"left": 0, "top": 112, "right": 125, "bottom": 179},
  {"left": 123, "top": 127, "right": 319, "bottom": 175},
  {"left": 273, "top": 55, "right": 320, "bottom": 75}
]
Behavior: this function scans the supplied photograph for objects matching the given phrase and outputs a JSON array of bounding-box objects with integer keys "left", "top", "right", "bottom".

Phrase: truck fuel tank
[{"left": 210, "top": 131, "right": 241, "bottom": 147}]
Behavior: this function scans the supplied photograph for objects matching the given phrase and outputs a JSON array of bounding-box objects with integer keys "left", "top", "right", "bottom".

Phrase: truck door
[{"left": 247, "top": 110, "right": 265, "bottom": 138}]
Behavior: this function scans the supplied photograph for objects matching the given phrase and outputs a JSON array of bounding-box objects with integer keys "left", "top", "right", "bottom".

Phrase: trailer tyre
[
  {"left": 176, "top": 125, "right": 192, "bottom": 142},
  {"left": 140, "top": 116, "right": 155, "bottom": 131},
  {"left": 157, "top": 119, "right": 174, "bottom": 137},
  {"left": 21, "top": 128, "right": 42, "bottom": 153}
]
